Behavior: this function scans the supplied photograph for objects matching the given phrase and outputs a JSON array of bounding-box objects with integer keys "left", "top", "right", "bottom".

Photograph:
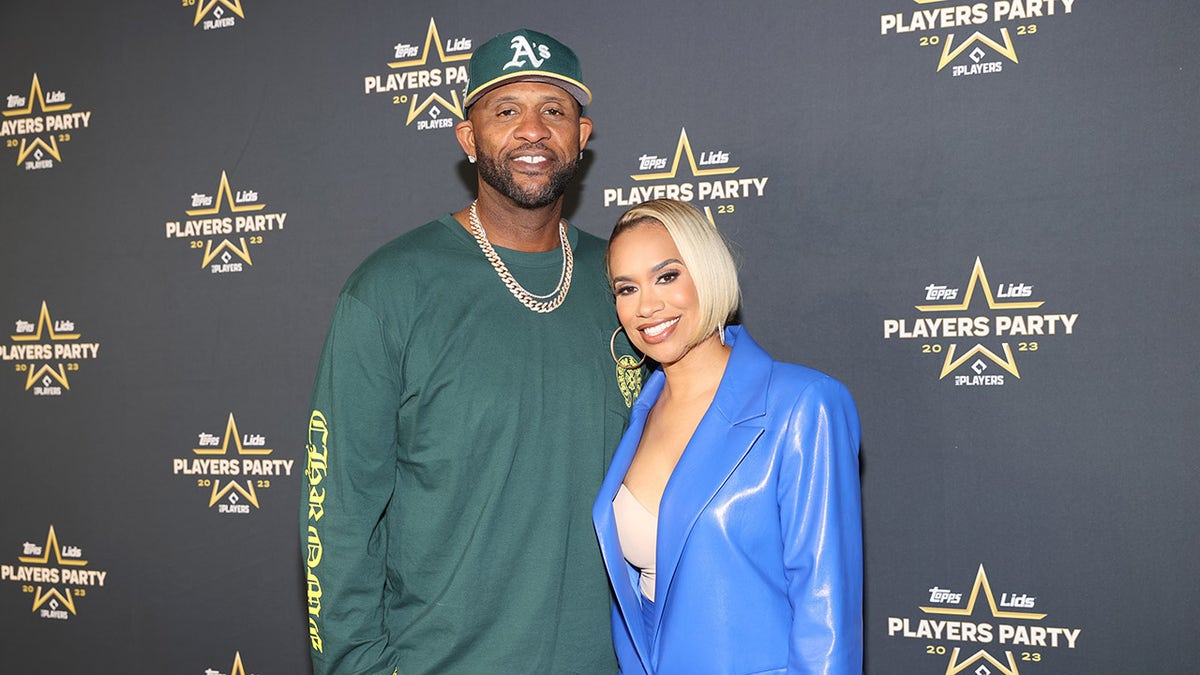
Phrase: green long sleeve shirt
[{"left": 303, "top": 215, "right": 637, "bottom": 674}]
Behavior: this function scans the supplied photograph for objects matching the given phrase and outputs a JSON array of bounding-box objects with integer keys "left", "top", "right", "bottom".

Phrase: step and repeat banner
[{"left": 2, "top": 1, "right": 1196, "bottom": 672}]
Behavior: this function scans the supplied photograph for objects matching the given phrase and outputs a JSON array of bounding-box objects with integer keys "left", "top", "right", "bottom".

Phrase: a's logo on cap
[{"left": 504, "top": 35, "right": 551, "bottom": 70}]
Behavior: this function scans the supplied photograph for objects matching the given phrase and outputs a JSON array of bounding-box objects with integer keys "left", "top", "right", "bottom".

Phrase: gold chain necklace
[{"left": 468, "top": 201, "right": 573, "bottom": 313}]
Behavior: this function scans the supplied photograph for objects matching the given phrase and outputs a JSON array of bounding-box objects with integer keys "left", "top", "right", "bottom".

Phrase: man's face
[{"left": 456, "top": 81, "right": 593, "bottom": 209}]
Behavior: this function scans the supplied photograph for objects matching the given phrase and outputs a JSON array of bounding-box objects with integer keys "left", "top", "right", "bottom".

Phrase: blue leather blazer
[{"left": 592, "top": 327, "right": 863, "bottom": 674}]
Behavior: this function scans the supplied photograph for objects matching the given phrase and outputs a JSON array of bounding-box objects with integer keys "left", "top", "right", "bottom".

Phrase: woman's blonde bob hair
[{"left": 608, "top": 199, "right": 741, "bottom": 348}]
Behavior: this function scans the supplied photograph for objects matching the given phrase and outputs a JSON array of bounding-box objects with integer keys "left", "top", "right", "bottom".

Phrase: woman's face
[{"left": 608, "top": 221, "right": 703, "bottom": 367}]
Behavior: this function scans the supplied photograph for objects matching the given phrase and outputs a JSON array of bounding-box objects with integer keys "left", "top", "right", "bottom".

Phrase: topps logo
[
  {"left": 924, "top": 284, "right": 959, "bottom": 301},
  {"left": 638, "top": 154, "right": 668, "bottom": 171},
  {"left": 927, "top": 587, "right": 962, "bottom": 604}
]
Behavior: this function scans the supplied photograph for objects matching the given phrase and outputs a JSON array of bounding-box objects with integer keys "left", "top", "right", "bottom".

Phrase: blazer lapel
[
  {"left": 650, "top": 327, "right": 772, "bottom": 638},
  {"left": 593, "top": 371, "right": 665, "bottom": 674}
]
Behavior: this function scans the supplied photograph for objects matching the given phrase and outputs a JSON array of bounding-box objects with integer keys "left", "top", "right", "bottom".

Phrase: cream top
[{"left": 613, "top": 483, "right": 658, "bottom": 601}]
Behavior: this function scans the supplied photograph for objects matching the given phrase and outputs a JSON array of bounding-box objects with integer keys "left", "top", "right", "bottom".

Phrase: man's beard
[{"left": 476, "top": 145, "right": 578, "bottom": 209}]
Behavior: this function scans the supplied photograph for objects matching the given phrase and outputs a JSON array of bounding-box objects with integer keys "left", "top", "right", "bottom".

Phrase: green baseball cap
[{"left": 463, "top": 28, "right": 591, "bottom": 110}]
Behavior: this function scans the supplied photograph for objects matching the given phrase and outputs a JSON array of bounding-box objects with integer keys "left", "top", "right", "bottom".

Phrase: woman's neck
[{"left": 659, "top": 333, "right": 732, "bottom": 404}]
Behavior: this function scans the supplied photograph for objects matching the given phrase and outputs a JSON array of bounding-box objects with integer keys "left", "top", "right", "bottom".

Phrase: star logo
[
  {"left": 888, "top": 563, "right": 1083, "bottom": 672},
  {"left": 185, "top": 171, "right": 265, "bottom": 267},
  {"left": 916, "top": 257, "right": 1044, "bottom": 379},
  {"left": 387, "top": 18, "right": 472, "bottom": 124},
  {"left": 18, "top": 525, "right": 88, "bottom": 615},
  {"left": 878, "top": 0, "right": 1078, "bottom": 77},
  {"left": 3, "top": 73, "right": 72, "bottom": 165},
  {"left": 173, "top": 413, "right": 293, "bottom": 512},
  {"left": 920, "top": 565, "right": 1048, "bottom": 675},
  {"left": 7, "top": 301, "right": 95, "bottom": 392},
  {"left": 194, "top": 413, "right": 273, "bottom": 508},
  {"left": 631, "top": 128, "right": 740, "bottom": 181}
]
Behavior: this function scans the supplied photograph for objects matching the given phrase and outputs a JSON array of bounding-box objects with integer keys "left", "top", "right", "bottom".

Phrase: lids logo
[
  {"left": 2, "top": 301, "right": 100, "bottom": 396},
  {"left": 188, "top": 0, "right": 246, "bottom": 31},
  {"left": 604, "top": 128, "right": 768, "bottom": 209},
  {"left": 882, "top": 257, "right": 1079, "bottom": 385},
  {"left": 504, "top": 36, "right": 551, "bottom": 70},
  {"left": 2, "top": 73, "right": 92, "bottom": 170},
  {"left": 879, "top": 0, "right": 1078, "bottom": 76},
  {"left": 171, "top": 413, "right": 295, "bottom": 514},
  {"left": 364, "top": 18, "right": 472, "bottom": 130},
  {"left": 163, "top": 170, "right": 288, "bottom": 274},
  {"left": 1, "top": 525, "right": 108, "bottom": 620},
  {"left": 886, "top": 564, "right": 1082, "bottom": 674}
]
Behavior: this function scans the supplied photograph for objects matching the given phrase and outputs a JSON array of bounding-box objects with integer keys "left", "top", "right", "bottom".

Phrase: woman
[{"left": 593, "top": 199, "right": 863, "bottom": 674}]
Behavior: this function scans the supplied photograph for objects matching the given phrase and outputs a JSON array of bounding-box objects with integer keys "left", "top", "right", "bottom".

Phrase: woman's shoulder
[{"left": 766, "top": 360, "right": 854, "bottom": 406}]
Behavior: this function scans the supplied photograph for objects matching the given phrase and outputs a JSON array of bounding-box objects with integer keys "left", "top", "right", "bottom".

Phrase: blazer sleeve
[
  {"left": 302, "top": 291, "right": 403, "bottom": 675},
  {"left": 776, "top": 375, "right": 864, "bottom": 674}
]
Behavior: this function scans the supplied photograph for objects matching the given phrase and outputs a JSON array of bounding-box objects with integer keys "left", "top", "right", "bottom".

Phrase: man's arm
[{"left": 303, "top": 292, "right": 402, "bottom": 675}]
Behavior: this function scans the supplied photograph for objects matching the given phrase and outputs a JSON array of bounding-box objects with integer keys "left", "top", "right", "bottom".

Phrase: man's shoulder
[
  {"left": 342, "top": 217, "right": 460, "bottom": 292},
  {"left": 571, "top": 224, "right": 608, "bottom": 256},
  {"left": 359, "top": 217, "right": 457, "bottom": 265},
  {"left": 568, "top": 224, "right": 611, "bottom": 280}
]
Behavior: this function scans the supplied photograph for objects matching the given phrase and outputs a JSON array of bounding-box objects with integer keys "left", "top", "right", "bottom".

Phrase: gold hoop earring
[{"left": 610, "top": 326, "right": 646, "bottom": 370}]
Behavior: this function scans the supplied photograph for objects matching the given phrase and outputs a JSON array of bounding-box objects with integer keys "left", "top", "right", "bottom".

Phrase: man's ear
[
  {"left": 578, "top": 116, "right": 593, "bottom": 152},
  {"left": 455, "top": 119, "right": 477, "bottom": 158}
]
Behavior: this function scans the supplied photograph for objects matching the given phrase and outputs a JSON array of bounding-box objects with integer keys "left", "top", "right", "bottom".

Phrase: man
[{"left": 302, "top": 28, "right": 637, "bottom": 674}]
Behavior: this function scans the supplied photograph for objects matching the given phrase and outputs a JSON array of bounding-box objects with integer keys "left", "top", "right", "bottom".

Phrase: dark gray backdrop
[{"left": 2, "top": 1, "right": 1196, "bottom": 672}]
